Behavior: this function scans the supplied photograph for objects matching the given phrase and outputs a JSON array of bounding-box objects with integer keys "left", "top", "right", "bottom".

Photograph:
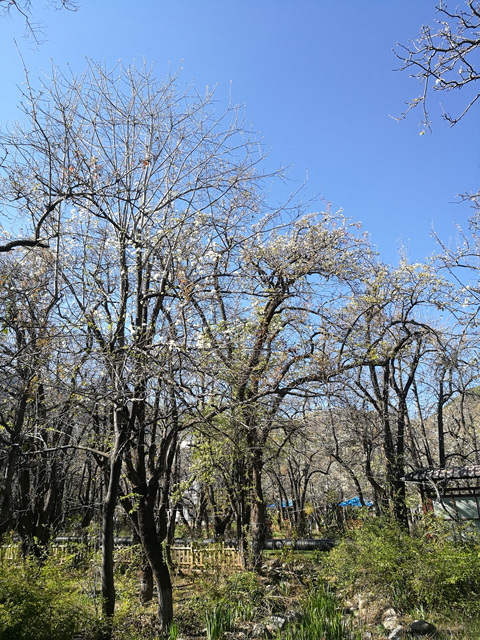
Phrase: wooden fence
[
  {"left": 0, "top": 542, "right": 243, "bottom": 571},
  {"left": 170, "top": 544, "right": 243, "bottom": 570},
  {"left": 0, "top": 544, "right": 20, "bottom": 562},
  {"left": 0, "top": 543, "right": 91, "bottom": 565}
]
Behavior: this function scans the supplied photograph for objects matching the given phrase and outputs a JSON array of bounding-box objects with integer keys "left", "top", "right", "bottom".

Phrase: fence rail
[
  {"left": 0, "top": 543, "right": 91, "bottom": 564},
  {"left": 0, "top": 542, "right": 243, "bottom": 570},
  {"left": 170, "top": 544, "right": 243, "bottom": 570},
  {"left": 0, "top": 544, "right": 20, "bottom": 562}
]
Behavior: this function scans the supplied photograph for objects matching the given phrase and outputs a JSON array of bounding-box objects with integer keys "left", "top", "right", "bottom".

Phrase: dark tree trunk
[
  {"left": 248, "top": 454, "right": 266, "bottom": 570},
  {"left": 139, "top": 560, "right": 154, "bottom": 604},
  {"left": 101, "top": 451, "right": 123, "bottom": 624},
  {"left": 438, "top": 378, "right": 446, "bottom": 468},
  {"left": 0, "top": 393, "right": 28, "bottom": 537},
  {"left": 100, "top": 405, "right": 130, "bottom": 635},
  {"left": 137, "top": 490, "right": 173, "bottom": 629}
]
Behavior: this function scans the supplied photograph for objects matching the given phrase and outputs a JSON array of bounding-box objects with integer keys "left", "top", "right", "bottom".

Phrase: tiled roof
[{"left": 402, "top": 465, "right": 480, "bottom": 482}]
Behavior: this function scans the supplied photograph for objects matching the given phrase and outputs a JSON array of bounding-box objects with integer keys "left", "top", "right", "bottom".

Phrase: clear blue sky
[{"left": 0, "top": 1, "right": 478, "bottom": 264}]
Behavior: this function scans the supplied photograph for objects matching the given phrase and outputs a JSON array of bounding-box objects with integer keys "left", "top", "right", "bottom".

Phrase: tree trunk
[
  {"left": 137, "top": 492, "right": 173, "bottom": 629},
  {"left": 101, "top": 451, "right": 123, "bottom": 625},
  {"left": 391, "top": 400, "right": 409, "bottom": 529},
  {"left": 390, "top": 475, "right": 409, "bottom": 529},
  {"left": 248, "top": 455, "right": 266, "bottom": 570},
  {"left": 438, "top": 377, "right": 446, "bottom": 468},
  {"left": 139, "top": 560, "right": 154, "bottom": 604},
  {"left": 100, "top": 405, "right": 130, "bottom": 635}
]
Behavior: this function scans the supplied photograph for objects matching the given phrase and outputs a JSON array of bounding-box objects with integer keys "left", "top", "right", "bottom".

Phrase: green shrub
[
  {"left": 225, "top": 571, "right": 266, "bottom": 621},
  {"left": 322, "top": 515, "right": 480, "bottom": 616},
  {"left": 0, "top": 553, "right": 96, "bottom": 640}
]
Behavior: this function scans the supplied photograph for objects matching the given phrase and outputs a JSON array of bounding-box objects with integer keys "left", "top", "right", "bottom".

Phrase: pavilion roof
[{"left": 402, "top": 465, "right": 480, "bottom": 483}]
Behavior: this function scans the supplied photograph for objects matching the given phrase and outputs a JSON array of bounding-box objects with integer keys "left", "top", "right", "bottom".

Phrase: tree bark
[
  {"left": 136, "top": 487, "right": 173, "bottom": 629},
  {"left": 248, "top": 453, "right": 266, "bottom": 570},
  {"left": 101, "top": 406, "right": 129, "bottom": 634},
  {"left": 101, "top": 451, "right": 123, "bottom": 624}
]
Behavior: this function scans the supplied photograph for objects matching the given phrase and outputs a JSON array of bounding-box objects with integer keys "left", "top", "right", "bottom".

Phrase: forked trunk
[{"left": 137, "top": 495, "right": 173, "bottom": 629}]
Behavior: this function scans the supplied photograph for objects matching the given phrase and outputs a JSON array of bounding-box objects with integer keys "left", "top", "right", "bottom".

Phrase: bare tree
[
  {"left": 186, "top": 209, "right": 373, "bottom": 567},
  {"left": 332, "top": 259, "right": 451, "bottom": 526},
  {"left": 0, "top": 246, "right": 85, "bottom": 554},
  {"left": 0, "top": 58, "right": 284, "bottom": 630},
  {"left": 0, "top": 0, "right": 78, "bottom": 41},
  {"left": 395, "top": 1, "right": 480, "bottom": 262},
  {"left": 395, "top": 0, "right": 480, "bottom": 130}
]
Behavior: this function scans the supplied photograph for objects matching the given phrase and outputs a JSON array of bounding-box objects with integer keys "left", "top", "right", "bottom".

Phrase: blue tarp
[
  {"left": 338, "top": 496, "right": 373, "bottom": 507},
  {"left": 267, "top": 499, "right": 293, "bottom": 509}
]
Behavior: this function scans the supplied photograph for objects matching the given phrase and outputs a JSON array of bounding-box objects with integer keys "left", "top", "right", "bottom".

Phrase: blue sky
[{"left": 0, "top": 1, "right": 478, "bottom": 264}]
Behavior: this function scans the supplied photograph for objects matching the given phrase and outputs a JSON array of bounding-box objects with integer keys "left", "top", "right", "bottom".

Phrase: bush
[
  {"left": 220, "top": 571, "right": 264, "bottom": 622},
  {"left": 321, "top": 515, "right": 480, "bottom": 615},
  {"left": 0, "top": 552, "right": 96, "bottom": 640}
]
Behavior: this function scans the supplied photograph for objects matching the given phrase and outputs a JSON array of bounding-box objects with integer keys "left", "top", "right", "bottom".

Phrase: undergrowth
[
  {"left": 176, "top": 569, "right": 266, "bottom": 633},
  {"left": 321, "top": 514, "right": 480, "bottom": 617},
  {"left": 280, "top": 584, "right": 361, "bottom": 640},
  {"left": 2, "top": 520, "right": 480, "bottom": 639},
  {"left": 0, "top": 551, "right": 98, "bottom": 640}
]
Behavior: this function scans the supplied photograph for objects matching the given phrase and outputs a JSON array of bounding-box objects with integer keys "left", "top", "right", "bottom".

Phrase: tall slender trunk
[
  {"left": 438, "top": 377, "right": 446, "bottom": 468},
  {"left": 248, "top": 453, "right": 266, "bottom": 570},
  {"left": 101, "top": 407, "right": 129, "bottom": 635},
  {"left": 0, "top": 393, "right": 28, "bottom": 536},
  {"left": 101, "top": 451, "right": 123, "bottom": 622}
]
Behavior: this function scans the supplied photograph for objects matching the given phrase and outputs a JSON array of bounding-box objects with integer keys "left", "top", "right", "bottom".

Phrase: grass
[
  {"left": 279, "top": 585, "right": 362, "bottom": 640},
  {"left": 205, "top": 604, "right": 234, "bottom": 640}
]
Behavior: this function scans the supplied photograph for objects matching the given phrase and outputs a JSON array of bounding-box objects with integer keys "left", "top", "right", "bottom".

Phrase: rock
[
  {"left": 388, "top": 625, "right": 404, "bottom": 640},
  {"left": 358, "top": 596, "right": 385, "bottom": 625},
  {"left": 344, "top": 599, "right": 357, "bottom": 614},
  {"left": 266, "top": 615, "right": 287, "bottom": 631},
  {"left": 268, "top": 557, "right": 283, "bottom": 569},
  {"left": 285, "top": 610, "right": 302, "bottom": 623},
  {"left": 237, "top": 624, "right": 251, "bottom": 634},
  {"left": 251, "top": 623, "right": 270, "bottom": 638},
  {"left": 382, "top": 606, "right": 400, "bottom": 631},
  {"left": 409, "top": 619, "right": 437, "bottom": 635}
]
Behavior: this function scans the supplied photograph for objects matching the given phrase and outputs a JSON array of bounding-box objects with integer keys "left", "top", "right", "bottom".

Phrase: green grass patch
[{"left": 280, "top": 584, "right": 361, "bottom": 640}]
